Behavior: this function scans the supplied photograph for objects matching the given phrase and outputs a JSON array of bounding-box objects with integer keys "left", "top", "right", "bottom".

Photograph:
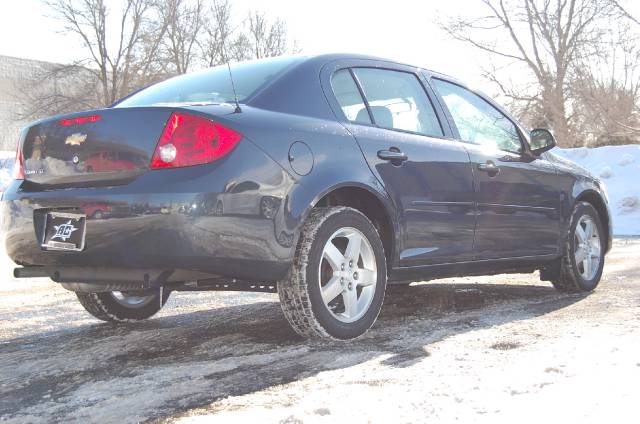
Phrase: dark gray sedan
[{"left": 2, "top": 54, "right": 611, "bottom": 339}]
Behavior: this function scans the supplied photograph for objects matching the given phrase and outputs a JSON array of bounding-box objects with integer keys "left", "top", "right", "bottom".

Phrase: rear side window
[
  {"left": 352, "top": 68, "right": 443, "bottom": 137},
  {"left": 331, "top": 69, "right": 371, "bottom": 124},
  {"left": 432, "top": 79, "right": 522, "bottom": 153},
  {"left": 116, "top": 56, "right": 303, "bottom": 107}
]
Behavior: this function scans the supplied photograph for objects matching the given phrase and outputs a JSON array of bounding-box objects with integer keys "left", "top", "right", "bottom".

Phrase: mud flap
[{"left": 540, "top": 259, "right": 561, "bottom": 281}]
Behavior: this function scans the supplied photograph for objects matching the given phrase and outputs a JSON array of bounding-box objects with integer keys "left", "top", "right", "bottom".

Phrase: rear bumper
[{"left": 1, "top": 141, "right": 298, "bottom": 282}]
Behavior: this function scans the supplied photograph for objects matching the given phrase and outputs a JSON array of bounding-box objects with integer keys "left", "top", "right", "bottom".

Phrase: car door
[
  {"left": 326, "top": 64, "right": 476, "bottom": 266},
  {"left": 430, "top": 77, "right": 561, "bottom": 260}
]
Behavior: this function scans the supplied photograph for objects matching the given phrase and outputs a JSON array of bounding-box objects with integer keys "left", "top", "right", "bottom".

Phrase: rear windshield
[{"left": 115, "top": 56, "right": 303, "bottom": 108}]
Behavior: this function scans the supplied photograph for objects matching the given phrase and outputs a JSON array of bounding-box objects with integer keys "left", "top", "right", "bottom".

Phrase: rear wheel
[
  {"left": 278, "top": 207, "right": 387, "bottom": 340},
  {"left": 76, "top": 289, "right": 170, "bottom": 322},
  {"left": 551, "top": 202, "right": 605, "bottom": 293}
]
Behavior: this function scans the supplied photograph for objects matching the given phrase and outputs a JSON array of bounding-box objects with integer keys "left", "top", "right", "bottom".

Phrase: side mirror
[{"left": 529, "top": 128, "right": 556, "bottom": 156}]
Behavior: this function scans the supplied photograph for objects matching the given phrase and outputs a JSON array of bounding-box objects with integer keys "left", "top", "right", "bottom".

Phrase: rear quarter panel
[
  {"left": 226, "top": 57, "right": 400, "bottom": 265},
  {"left": 219, "top": 105, "right": 395, "bottom": 253}
]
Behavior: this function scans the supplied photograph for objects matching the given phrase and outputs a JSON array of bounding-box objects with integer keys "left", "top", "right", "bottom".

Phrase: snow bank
[
  {"left": 0, "top": 150, "right": 14, "bottom": 193},
  {"left": 553, "top": 145, "right": 640, "bottom": 236}
]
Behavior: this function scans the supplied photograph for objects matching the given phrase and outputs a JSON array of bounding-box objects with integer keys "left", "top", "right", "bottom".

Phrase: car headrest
[
  {"left": 355, "top": 107, "right": 371, "bottom": 123},
  {"left": 369, "top": 106, "right": 393, "bottom": 128},
  {"left": 354, "top": 106, "right": 394, "bottom": 128}
]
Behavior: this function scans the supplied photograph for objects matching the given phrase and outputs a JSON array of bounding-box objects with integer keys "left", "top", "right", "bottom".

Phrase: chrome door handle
[
  {"left": 377, "top": 148, "right": 408, "bottom": 164},
  {"left": 478, "top": 161, "right": 500, "bottom": 176}
]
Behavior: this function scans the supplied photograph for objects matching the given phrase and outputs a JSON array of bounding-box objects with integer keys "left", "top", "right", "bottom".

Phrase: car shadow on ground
[{"left": 0, "top": 282, "right": 588, "bottom": 422}]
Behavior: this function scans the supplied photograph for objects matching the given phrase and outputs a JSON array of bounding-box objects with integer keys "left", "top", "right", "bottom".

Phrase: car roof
[
  {"left": 253, "top": 53, "right": 530, "bottom": 137},
  {"left": 247, "top": 53, "right": 475, "bottom": 123},
  {"left": 294, "top": 53, "right": 456, "bottom": 80}
]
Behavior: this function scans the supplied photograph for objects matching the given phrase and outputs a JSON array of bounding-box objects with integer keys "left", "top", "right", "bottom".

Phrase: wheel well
[
  {"left": 576, "top": 191, "right": 610, "bottom": 240},
  {"left": 316, "top": 187, "right": 394, "bottom": 263}
]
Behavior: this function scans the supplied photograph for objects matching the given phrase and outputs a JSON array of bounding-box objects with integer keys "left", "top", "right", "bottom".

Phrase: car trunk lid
[
  {"left": 21, "top": 104, "right": 240, "bottom": 187},
  {"left": 21, "top": 107, "right": 177, "bottom": 187}
]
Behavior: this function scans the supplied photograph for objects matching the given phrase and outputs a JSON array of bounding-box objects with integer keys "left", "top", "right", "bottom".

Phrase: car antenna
[{"left": 225, "top": 59, "right": 242, "bottom": 114}]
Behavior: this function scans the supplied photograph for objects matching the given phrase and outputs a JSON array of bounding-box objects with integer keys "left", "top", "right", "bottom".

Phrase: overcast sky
[{"left": 1, "top": 0, "right": 639, "bottom": 90}]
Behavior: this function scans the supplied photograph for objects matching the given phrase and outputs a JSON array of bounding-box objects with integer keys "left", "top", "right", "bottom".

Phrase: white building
[{"left": 0, "top": 55, "right": 59, "bottom": 151}]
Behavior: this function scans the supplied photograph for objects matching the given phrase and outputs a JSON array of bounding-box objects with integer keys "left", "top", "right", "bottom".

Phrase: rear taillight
[
  {"left": 150, "top": 113, "right": 242, "bottom": 169},
  {"left": 13, "top": 143, "right": 24, "bottom": 180}
]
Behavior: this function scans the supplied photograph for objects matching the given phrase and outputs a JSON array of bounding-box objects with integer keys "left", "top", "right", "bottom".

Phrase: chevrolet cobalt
[{"left": 2, "top": 54, "right": 611, "bottom": 339}]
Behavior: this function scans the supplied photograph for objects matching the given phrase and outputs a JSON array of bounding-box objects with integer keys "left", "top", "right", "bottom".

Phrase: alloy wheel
[
  {"left": 318, "top": 227, "right": 378, "bottom": 323},
  {"left": 574, "top": 215, "right": 601, "bottom": 280},
  {"left": 111, "top": 291, "right": 156, "bottom": 308}
]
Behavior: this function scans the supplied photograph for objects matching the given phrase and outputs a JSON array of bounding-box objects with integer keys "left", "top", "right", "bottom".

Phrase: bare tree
[
  {"left": 441, "top": 0, "right": 618, "bottom": 146},
  {"left": 199, "top": 2, "right": 294, "bottom": 66},
  {"left": 247, "top": 12, "right": 288, "bottom": 59},
  {"left": 160, "top": 0, "right": 204, "bottom": 74},
  {"left": 13, "top": 63, "right": 101, "bottom": 121},
  {"left": 199, "top": 0, "right": 242, "bottom": 66},
  {"left": 16, "top": 0, "right": 298, "bottom": 123},
  {"left": 44, "top": 0, "right": 169, "bottom": 106},
  {"left": 571, "top": 21, "right": 640, "bottom": 144},
  {"left": 612, "top": 0, "right": 640, "bottom": 26}
]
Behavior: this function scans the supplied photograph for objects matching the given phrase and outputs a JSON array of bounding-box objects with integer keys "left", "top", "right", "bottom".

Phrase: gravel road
[{"left": 1, "top": 238, "right": 638, "bottom": 423}]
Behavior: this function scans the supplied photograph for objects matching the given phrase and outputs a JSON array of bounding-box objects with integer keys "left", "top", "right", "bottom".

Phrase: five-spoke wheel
[
  {"left": 573, "top": 215, "right": 602, "bottom": 281},
  {"left": 76, "top": 289, "right": 170, "bottom": 321},
  {"left": 320, "top": 227, "right": 378, "bottom": 323},
  {"left": 550, "top": 201, "right": 605, "bottom": 293},
  {"left": 278, "top": 207, "right": 387, "bottom": 340}
]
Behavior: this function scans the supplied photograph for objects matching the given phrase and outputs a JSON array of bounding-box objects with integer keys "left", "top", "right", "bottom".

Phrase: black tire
[
  {"left": 278, "top": 207, "right": 387, "bottom": 340},
  {"left": 76, "top": 289, "right": 170, "bottom": 322},
  {"left": 551, "top": 202, "right": 605, "bottom": 293}
]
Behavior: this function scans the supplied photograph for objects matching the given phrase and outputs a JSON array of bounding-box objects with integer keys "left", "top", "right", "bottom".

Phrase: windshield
[{"left": 115, "top": 56, "right": 303, "bottom": 108}]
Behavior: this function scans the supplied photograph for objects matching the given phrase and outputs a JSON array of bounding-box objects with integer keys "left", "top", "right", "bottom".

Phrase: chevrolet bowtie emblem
[{"left": 65, "top": 133, "right": 87, "bottom": 146}]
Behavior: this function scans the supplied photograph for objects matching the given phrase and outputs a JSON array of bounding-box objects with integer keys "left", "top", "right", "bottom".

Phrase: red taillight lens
[
  {"left": 150, "top": 113, "right": 242, "bottom": 169},
  {"left": 59, "top": 115, "right": 102, "bottom": 126},
  {"left": 13, "top": 143, "right": 24, "bottom": 180}
]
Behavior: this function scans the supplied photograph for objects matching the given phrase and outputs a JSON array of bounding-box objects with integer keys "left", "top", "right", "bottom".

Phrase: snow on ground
[
  {"left": 0, "top": 143, "right": 638, "bottom": 422},
  {"left": 552, "top": 145, "right": 640, "bottom": 235},
  {"left": 1, "top": 238, "right": 639, "bottom": 423},
  {"left": 0, "top": 151, "right": 13, "bottom": 194}
]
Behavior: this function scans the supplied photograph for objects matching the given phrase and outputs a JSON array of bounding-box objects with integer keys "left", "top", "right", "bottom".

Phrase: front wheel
[
  {"left": 278, "top": 207, "right": 387, "bottom": 340},
  {"left": 76, "top": 289, "right": 170, "bottom": 322},
  {"left": 551, "top": 202, "right": 605, "bottom": 293}
]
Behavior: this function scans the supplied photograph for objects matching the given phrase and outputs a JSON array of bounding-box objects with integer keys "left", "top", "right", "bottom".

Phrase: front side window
[
  {"left": 352, "top": 68, "right": 443, "bottom": 137},
  {"left": 331, "top": 69, "right": 371, "bottom": 124},
  {"left": 432, "top": 79, "right": 522, "bottom": 153}
]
